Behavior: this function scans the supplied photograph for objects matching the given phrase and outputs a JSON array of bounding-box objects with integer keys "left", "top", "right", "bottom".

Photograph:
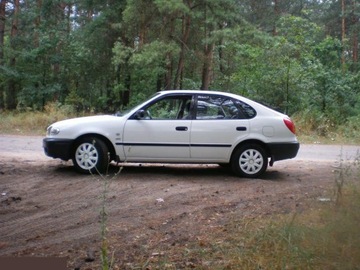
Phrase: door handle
[
  {"left": 236, "top": 126, "right": 247, "bottom": 131},
  {"left": 176, "top": 126, "right": 188, "bottom": 131}
]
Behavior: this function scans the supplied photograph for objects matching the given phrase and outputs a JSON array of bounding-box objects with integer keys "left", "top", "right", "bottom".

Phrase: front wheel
[
  {"left": 72, "top": 137, "right": 109, "bottom": 174},
  {"left": 231, "top": 144, "right": 268, "bottom": 178}
]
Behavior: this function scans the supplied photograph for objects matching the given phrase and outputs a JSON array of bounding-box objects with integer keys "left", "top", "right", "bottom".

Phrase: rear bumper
[
  {"left": 43, "top": 138, "right": 74, "bottom": 161},
  {"left": 267, "top": 142, "right": 300, "bottom": 162}
]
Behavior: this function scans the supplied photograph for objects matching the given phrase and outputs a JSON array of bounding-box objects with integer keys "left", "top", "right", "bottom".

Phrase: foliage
[{"left": 0, "top": 0, "right": 359, "bottom": 134}]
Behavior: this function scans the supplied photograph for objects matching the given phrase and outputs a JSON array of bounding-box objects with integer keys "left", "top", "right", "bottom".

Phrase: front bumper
[
  {"left": 43, "top": 138, "right": 74, "bottom": 161},
  {"left": 267, "top": 142, "right": 300, "bottom": 162}
]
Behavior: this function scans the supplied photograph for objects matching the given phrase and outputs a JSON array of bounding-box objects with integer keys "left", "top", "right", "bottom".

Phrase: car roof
[
  {"left": 160, "top": 90, "right": 230, "bottom": 95},
  {"left": 159, "top": 90, "right": 254, "bottom": 105},
  {"left": 158, "top": 90, "right": 244, "bottom": 100}
]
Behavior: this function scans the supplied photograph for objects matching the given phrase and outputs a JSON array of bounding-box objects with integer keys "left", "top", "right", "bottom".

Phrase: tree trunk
[
  {"left": 53, "top": 3, "right": 66, "bottom": 85},
  {"left": 34, "top": 0, "right": 42, "bottom": 47},
  {"left": 174, "top": 13, "right": 191, "bottom": 89},
  {"left": 0, "top": 0, "right": 5, "bottom": 63},
  {"left": 200, "top": 42, "right": 214, "bottom": 90},
  {"left": 6, "top": 0, "right": 20, "bottom": 110},
  {"left": 273, "top": 0, "right": 280, "bottom": 36},
  {"left": 200, "top": 3, "right": 214, "bottom": 90},
  {"left": 0, "top": 0, "right": 6, "bottom": 109},
  {"left": 66, "top": 3, "right": 71, "bottom": 34},
  {"left": 164, "top": 52, "right": 173, "bottom": 90},
  {"left": 164, "top": 16, "right": 175, "bottom": 90},
  {"left": 352, "top": 31, "right": 358, "bottom": 64},
  {"left": 341, "top": 0, "right": 346, "bottom": 70},
  {"left": 351, "top": 0, "right": 358, "bottom": 64}
]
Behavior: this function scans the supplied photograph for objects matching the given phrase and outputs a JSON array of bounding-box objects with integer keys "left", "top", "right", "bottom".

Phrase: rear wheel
[
  {"left": 72, "top": 137, "right": 109, "bottom": 174},
  {"left": 231, "top": 144, "right": 268, "bottom": 178}
]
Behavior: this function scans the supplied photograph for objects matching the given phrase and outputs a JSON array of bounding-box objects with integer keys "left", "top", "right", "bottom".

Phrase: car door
[
  {"left": 190, "top": 94, "right": 251, "bottom": 162},
  {"left": 122, "top": 94, "right": 193, "bottom": 162}
]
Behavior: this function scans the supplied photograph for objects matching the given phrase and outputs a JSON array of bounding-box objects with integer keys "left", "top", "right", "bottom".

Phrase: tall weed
[
  {"left": 91, "top": 153, "right": 123, "bottom": 270},
  {"left": 338, "top": 115, "right": 360, "bottom": 143},
  {"left": 292, "top": 109, "right": 335, "bottom": 136},
  {"left": 0, "top": 102, "right": 85, "bottom": 135}
]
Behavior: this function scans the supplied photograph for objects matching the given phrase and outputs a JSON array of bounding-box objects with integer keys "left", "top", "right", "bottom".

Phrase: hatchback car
[{"left": 43, "top": 90, "right": 299, "bottom": 178}]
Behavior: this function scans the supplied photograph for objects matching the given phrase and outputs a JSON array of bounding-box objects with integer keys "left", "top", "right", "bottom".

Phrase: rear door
[{"left": 190, "top": 94, "right": 251, "bottom": 162}]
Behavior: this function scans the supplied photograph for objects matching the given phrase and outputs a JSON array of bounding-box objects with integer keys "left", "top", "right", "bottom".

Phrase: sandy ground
[{"left": 0, "top": 135, "right": 359, "bottom": 269}]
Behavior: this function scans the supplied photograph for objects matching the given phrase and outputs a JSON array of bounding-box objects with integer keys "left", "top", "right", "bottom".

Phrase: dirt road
[{"left": 0, "top": 135, "right": 359, "bottom": 269}]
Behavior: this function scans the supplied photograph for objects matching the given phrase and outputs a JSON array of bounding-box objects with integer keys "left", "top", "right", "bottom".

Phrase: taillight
[{"left": 283, "top": 118, "right": 296, "bottom": 134}]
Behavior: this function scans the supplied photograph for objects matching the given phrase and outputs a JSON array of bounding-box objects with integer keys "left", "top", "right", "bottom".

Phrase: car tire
[
  {"left": 72, "top": 137, "right": 109, "bottom": 174},
  {"left": 231, "top": 144, "right": 268, "bottom": 178}
]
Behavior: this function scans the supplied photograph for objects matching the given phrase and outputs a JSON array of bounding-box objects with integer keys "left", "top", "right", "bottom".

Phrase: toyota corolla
[{"left": 43, "top": 90, "right": 299, "bottom": 178}]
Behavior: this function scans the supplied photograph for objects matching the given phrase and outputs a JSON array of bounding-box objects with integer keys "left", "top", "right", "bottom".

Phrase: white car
[{"left": 43, "top": 90, "right": 299, "bottom": 178}]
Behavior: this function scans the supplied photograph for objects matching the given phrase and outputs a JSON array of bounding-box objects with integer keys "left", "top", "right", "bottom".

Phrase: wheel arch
[
  {"left": 231, "top": 139, "right": 270, "bottom": 162},
  {"left": 72, "top": 133, "right": 117, "bottom": 162}
]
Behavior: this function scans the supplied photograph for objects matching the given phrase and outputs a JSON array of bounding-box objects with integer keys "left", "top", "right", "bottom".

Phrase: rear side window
[
  {"left": 235, "top": 100, "right": 256, "bottom": 119},
  {"left": 195, "top": 94, "right": 256, "bottom": 120}
]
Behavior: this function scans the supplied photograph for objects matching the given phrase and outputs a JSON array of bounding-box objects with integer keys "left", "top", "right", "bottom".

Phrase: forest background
[{"left": 0, "top": 0, "right": 359, "bottom": 141}]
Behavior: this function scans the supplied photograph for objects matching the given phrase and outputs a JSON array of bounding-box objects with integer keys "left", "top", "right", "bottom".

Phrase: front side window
[{"left": 143, "top": 95, "right": 192, "bottom": 120}]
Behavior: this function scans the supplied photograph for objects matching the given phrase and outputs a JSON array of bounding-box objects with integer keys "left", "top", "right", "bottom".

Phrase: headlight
[{"left": 47, "top": 126, "right": 60, "bottom": 136}]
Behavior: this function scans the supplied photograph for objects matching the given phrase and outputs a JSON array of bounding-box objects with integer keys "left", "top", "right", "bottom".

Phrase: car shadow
[
  {"left": 55, "top": 163, "right": 286, "bottom": 181},
  {"left": 114, "top": 163, "right": 287, "bottom": 181},
  {"left": 52, "top": 162, "right": 288, "bottom": 181},
  {"left": 114, "top": 163, "right": 231, "bottom": 176}
]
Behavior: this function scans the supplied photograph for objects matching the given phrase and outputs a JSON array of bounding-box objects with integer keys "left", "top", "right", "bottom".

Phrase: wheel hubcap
[
  {"left": 239, "top": 149, "right": 263, "bottom": 175},
  {"left": 75, "top": 143, "right": 99, "bottom": 170}
]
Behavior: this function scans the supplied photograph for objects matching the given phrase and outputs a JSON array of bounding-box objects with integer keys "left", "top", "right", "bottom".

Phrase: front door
[{"left": 122, "top": 94, "right": 193, "bottom": 162}]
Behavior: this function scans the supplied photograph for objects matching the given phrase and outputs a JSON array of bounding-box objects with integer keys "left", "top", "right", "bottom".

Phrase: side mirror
[{"left": 134, "top": 109, "right": 146, "bottom": 119}]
